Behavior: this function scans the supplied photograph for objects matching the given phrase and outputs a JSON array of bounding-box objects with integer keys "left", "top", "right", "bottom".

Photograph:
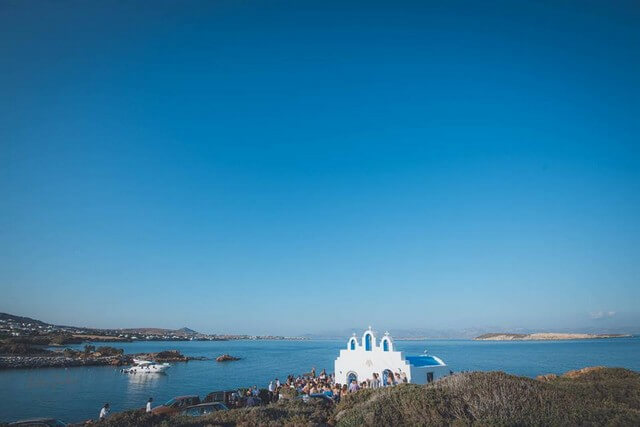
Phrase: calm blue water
[{"left": 1, "top": 338, "right": 639, "bottom": 423}]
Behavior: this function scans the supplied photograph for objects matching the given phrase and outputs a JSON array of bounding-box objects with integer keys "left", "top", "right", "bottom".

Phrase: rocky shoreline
[
  {"left": 0, "top": 355, "right": 124, "bottom": 369},
  {"left": 0, "top": 350, "right": 208, "bottom": 370}
]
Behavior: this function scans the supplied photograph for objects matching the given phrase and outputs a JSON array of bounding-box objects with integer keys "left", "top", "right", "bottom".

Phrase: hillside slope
[
  {"left": 334, "top": 367, "right": 639, "bottom": 426},
  {"left": 97, "top": 367, "right": 639, "bottom": 426},
  {"left": 0, "top": 313, "right": 49, "bottom": 327}
]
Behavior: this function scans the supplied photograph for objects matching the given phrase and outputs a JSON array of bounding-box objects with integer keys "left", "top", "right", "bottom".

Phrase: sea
[{"left": 1, "top": 337, "right": 639, "bottom": 423}]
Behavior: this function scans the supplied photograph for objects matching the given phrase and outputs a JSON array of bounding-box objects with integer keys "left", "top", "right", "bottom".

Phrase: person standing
[
  {"left": 146, "top": 397, "right": 153, "bottom": 413},
  {"left": 268, "top": 381, "right": 275, "bottom": 402},
  {"left": 387, "top": 372, "right": 395, "bottom": 386},
  {"left": 99, "top": 403, "right": 110, "bottom": 420},
  {"left": 370, "top": 373, "right": 379, "bottom": 388}
]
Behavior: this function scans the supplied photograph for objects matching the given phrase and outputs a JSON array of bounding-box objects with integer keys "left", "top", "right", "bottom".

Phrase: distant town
[{"left": 0, "top": 313, "right": 306, "bottom": 343}]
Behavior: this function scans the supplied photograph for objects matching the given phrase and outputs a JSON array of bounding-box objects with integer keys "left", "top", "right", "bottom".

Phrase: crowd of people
[
  {"left": 96, "top": 367, "right": 408, "bottom": 420},
  {"left": 265, "top": 366, "right": 408, "bottom": 404}
]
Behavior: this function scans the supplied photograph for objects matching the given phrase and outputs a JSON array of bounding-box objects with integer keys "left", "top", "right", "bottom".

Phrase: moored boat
[{"left": 121, "top": 359, "right": 170, "bottom": 374}]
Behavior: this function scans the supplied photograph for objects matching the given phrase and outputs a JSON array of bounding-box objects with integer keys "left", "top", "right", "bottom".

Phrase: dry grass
[{"left": 92, "top": 367, "right": 640, "bottom": 427}]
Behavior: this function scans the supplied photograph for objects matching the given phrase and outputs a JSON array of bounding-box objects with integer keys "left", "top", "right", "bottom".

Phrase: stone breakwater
[{"left": 0, "top": 355, "right": 124, "bottom": 369}]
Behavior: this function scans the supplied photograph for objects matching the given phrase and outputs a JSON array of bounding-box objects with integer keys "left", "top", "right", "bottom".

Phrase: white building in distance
[{"left": 334, "top": 327, "right": 449, "bottom": 386}]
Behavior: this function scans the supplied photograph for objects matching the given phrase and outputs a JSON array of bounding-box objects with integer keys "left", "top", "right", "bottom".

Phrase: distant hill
[
  {"left": 176, "top": 327, "right": 199, "bottom": 335},
  {"left": 0, "top": 313, "right": 50, "bottom": 327},
  {"left": 0, "top": 312, "right": 200, "bottom": 337}
]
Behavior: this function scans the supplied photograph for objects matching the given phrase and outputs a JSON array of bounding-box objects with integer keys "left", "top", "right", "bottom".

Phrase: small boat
[{"left": 122, "top": 359, "right": 171, "bottom": 374}]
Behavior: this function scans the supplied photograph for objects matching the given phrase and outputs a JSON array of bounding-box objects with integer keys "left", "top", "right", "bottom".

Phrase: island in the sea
[{"left": 474, "top": 332, "right": 631, "bottom": 341}]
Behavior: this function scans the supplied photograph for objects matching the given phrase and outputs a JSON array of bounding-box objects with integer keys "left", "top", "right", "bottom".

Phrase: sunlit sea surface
[{"left": 1, "top": 337, "right": 639, "bottom": 423}]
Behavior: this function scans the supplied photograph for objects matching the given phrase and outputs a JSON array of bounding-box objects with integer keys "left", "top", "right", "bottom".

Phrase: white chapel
[{"left": 334, "top": 327, "right": 449, "bottom": 386}]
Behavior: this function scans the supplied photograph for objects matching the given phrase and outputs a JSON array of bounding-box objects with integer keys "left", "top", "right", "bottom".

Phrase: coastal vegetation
[
  {"left": 0, "top": 341, "right": 50, "bottom": 356},
  {"left": 0, "top": 333, "right": 83, "bottom": 347},
  {"left": 91, "top": 367, "right": 639, "bottom": 426}
]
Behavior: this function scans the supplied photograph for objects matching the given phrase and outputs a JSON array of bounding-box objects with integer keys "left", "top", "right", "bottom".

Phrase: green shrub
[
  {"left": 63, "top": 348, "right": 79, "bottom": 357},
  {"left": 49, "top": 334, "right": 82, "bottom": 345},
  {"left": 4, "top": 335, "right": 51, "bottom": 346},
  {"left": 278, "top": 386, "right": 299, "bottom": 399},
  {"left": 173, "top": 398, "right": 334, "bottom": 426},
  {"left": 0, "top": 342, "right": 49, "bottom": 355}
]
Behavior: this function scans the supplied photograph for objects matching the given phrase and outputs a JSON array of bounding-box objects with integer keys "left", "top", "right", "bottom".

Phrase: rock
[
  {"left": 216, "top": 354, "right": 241, "bottom": 362},
  {"left": 155, "top": 350, "right": 182, "bottom": 359},
  {"left": 562, "top": 366, "right": 605, "bottom": 379},
  {"left": 537, "top": 367, "right": 608, "bottom": 381},
  {"left": 149, "top": 350, "right": 187, "bottom": 362},
  {"left": 536, "top": 374, "right": 558, "bottom": 381}
]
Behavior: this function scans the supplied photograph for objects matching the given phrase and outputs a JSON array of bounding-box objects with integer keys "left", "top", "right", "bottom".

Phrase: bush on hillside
[
  {"left": 90, "top": 409, "right": 169, "bottom": 427},
  {"left": 0, "top": 342, "right": 50, "bottom": 355},
  {"left": 4, "top": 336, "right": 51, "bottom": 346},
  {"left": 278, "top": 386, "right": 299, "bottom": 399},
  {"left": 48, "top": 334, "right": 83, "bottom": 345},
  {"left": 174, "top": 398, "right": 334, "bottom": 426}
]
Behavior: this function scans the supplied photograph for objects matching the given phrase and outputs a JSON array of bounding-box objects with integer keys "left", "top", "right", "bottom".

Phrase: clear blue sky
[{"left": 1, "top": 0, "right": 639, "bottom": 335}]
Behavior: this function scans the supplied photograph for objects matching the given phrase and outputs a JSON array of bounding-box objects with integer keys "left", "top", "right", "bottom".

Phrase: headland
[{"left": 474, "top": 332, "right": 631, "bottom": 341}]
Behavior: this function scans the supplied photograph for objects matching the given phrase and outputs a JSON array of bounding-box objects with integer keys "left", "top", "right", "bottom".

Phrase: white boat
[{"left": 121, "top": 359, "right": 171, "bottom": 374}]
